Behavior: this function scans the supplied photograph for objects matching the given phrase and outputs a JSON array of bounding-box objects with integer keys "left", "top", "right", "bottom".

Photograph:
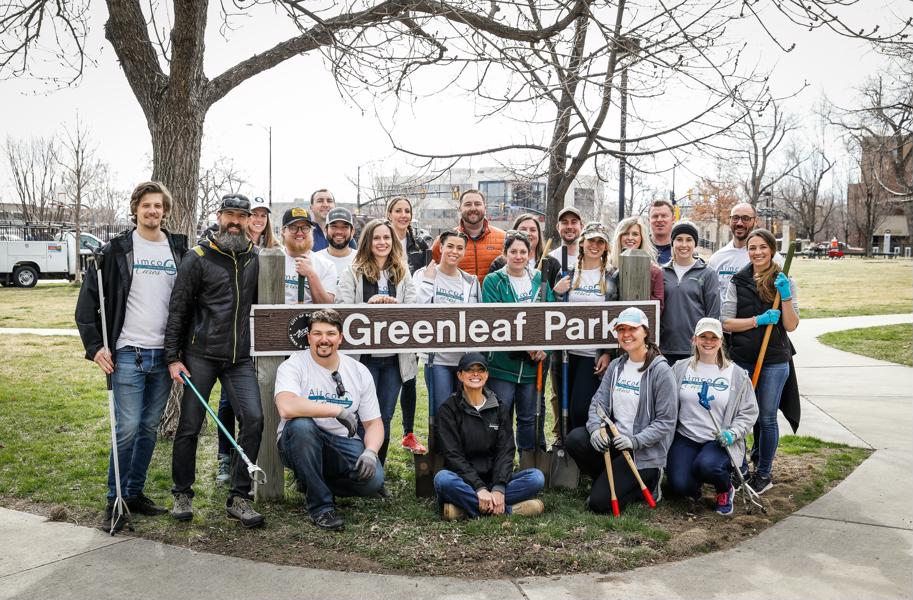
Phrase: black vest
[{"left": 728, "top": 264, "right": 791, "bottom": 365}]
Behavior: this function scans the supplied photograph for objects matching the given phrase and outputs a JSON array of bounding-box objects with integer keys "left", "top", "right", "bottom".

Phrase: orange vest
[{"left": 432, "top": 220, "right": 506, "bottom": 284}]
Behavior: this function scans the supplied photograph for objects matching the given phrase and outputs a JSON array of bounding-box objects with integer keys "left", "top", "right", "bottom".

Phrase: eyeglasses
[
  {"left": 331, "top": 371, "right": 347, "bottom": 398},
  {"left": 729, "top": 215, "right": 754, "bottom": 223},
  {"left": 286, "top": 225, "right": 312, "bottom": 234}
]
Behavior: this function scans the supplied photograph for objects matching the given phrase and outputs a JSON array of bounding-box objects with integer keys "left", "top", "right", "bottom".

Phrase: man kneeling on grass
[
  {"left": 434, "top": 353, "right": 545, "bottom": 520},
  {"left": 274, "top": 309, "right": 384, "bottom": 532}
]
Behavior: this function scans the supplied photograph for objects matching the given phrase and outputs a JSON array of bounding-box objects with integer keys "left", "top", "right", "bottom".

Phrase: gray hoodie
[
  {"left": 671, "top": 359, "right": 758, "bottom": 467},
  {"left": 586, "top": 354, "right": 678, "bottom": 469},
  {"left": 660, "top": 258, "right": 720, "bottom": 355}
]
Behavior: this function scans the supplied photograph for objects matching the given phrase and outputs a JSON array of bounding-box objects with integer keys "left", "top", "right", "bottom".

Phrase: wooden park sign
[{"left": 250, "top": 300, "right": 661, "bottom": 356}]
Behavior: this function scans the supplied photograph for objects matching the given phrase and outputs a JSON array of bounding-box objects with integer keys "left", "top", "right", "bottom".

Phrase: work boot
[
  {"left": 216, "top": 454, "right": 231, "bottom": 486},
  {"left": 226, "top": 496, "right": 265, "bottom": 529},
  {"left": 171, "top": 493, "right": 193, "bottom": 522},
  {"left": 510, "top": 499, "right": 545, "bottom": 517},
  {"left": 126, "top": 492, "right": 168, "bottom": 516},
  {"left": 311, "top": 509, "right": 345, "bottom": 532},
  {"left": 401, "top": 432, "right": 428, "bottom": 455},
  {"left": 101, "top": 501, "right": 128, "bottom": 533},
  {"left": 441, "top": 503, "right": 466, "bottom": 521}
]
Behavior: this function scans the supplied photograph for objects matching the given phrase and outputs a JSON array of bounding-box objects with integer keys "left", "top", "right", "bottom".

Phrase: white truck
[{"left": 0, "top": 224, "right": 103, "bottom": 287}]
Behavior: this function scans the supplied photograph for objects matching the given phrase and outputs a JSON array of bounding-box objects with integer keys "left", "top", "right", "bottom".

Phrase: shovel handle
[{"left": 601, "top": 429, "right": 620, "bottom": 517}]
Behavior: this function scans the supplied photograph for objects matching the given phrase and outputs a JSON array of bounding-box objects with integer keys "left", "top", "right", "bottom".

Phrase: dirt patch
[{"left": 1, "top": 446, "right": 868, "bottom": 579}]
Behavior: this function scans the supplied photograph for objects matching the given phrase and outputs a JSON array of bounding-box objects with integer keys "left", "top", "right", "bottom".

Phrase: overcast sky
[{"left": 1, "top": 0, "right": 909, "bottom": 212}]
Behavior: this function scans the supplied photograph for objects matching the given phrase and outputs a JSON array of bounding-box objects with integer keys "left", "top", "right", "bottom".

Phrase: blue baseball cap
[{"left": 615, "top": 307, "right": 649, "bottom": 329}]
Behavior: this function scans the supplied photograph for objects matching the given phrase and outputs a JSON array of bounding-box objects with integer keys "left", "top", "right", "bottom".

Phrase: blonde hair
[
  {"left": 352, "top": 219, "right": 409, "bottom": 285},
  {"left": 611, "top": 216, "right": 657, "bottom": 268},
  {"left": 572, "top": 236, "right": 612, "bottom": 295}
]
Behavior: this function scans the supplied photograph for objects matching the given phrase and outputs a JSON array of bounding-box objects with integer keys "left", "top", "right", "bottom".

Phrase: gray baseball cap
[{"left": 326, "top": 207, "right": 354, "bottom": 226}]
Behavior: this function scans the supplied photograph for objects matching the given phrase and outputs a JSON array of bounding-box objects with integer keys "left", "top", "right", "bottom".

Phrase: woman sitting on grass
[
  {"left": 434, "top": 352, "right": 545, "bottom": 520},
  {"left": 667, "top": 318, "right": 758, "bottom": 515}
]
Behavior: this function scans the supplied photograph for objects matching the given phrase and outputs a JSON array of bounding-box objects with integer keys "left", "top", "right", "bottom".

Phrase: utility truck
[{"left": 0, "top": 223, "right": 103, "bottom": 287}]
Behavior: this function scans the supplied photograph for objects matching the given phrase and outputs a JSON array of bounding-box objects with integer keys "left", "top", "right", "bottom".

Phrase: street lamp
[{"left": 246, "top": 123, "right": 272, "bottom": 207}]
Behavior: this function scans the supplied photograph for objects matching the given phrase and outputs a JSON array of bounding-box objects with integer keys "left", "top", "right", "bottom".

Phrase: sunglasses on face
[{"left": 331, "top": 371, "right": 346, "bottom": 398}]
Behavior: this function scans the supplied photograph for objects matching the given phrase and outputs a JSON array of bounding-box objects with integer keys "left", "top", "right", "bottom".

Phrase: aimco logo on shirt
[
  {"left": 308, "top": 388, "right": 353, "bottom": 409},
  {"left": 134, "top": 259, "right": 176, "bottom": 276},
  {"left": 683, "top": 376, "right": 730, "bottom": 391}
]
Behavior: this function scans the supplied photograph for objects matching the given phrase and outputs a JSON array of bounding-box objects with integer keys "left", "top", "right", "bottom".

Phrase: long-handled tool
[
  {"left": 179, "top": 373, "right": 267, "bottom": 490},
  {"left": 298, "top": 274, "right": 307, "bottom": 303},
  {"left": 94, "top": 251, "right": 133, "bottom": 535},
  {"left": 600, "top": 428, "right": 620, "bottom": 517},
  {"left": 550, "top": 245, "right": 580, "bottom": 488},
  {"left": 595, "top": 405, "right": 656, "bottom": 508},
  {"left": 751, "top": 241, "right": 795, "bottom": 387},
  {"left": 520, "top": 246, "right": 552, "bottom": 474},
  {"left": 414, "top": 354, "right": 436, "bottom": 497},
  {"left": 699, "top": 382, "right": 766, "bottom": 514}
]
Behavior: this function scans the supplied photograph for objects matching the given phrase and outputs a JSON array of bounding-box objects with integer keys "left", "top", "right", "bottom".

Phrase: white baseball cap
[
  {"left": 693, "top": 317, "right": 723, "bottom": 338},
  {"left": 251, "top": 196, "right": 270, "bottom": 213}
]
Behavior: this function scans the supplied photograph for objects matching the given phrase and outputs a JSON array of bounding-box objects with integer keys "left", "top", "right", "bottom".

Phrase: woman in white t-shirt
[
  {"left": 566, "top": 222, "right": 618, "bottom": 431},
  {"left": 667, "top": 318, "right": 758, "bottom": 516},
  {"left": 413, "top": 229, "right": 480, "bottom": 412},
  {"left": 336, "top": 218, "right": 417, "bottom": 464}
]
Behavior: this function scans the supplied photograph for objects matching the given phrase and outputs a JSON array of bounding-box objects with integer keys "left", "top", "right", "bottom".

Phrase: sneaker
[
  {"left": 216, "top": 454, "right": 231, "bottom": 486},
  {"left": 510, "top": 499, "right": 545, "bottom": 517},
  {"left": 442, "top": 503, "right": 466, "bottom": 521},
  {"left": 171, "top": 493, "right": 193, "bottom": 522},
  {"left": 401, "top": 433, "right": 428, "bottom": 455},
  {"left": 749, "top": 472, "right": 773, "bottom": 495},
  {"left": 102, "top": 502, "right": 128, "bottom": 533},
  {"left": 312, "top": 509, "right": 345, "bottom": 531},
  {"left": 226, "top": 496, "right": 265, "bottom": 528},
  {"left": 127, "top": 492, "right": 168, "bottom": 516},
  {"left": 715, "top": 484, "right": 734, "bottom": 516}
]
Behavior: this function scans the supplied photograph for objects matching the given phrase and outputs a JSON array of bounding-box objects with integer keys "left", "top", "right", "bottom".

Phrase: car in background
[{"left": 826, "top": 242, "right": 865, "bottom": 259}]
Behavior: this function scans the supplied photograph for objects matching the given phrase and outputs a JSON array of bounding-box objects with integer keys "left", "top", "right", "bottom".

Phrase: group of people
[{"left": 75, "top": 181, "right": 800, "bottom": 534}]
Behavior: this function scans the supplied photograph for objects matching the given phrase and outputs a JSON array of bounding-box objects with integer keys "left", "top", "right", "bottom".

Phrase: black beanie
[{"left": 671, "top": 221, "right": 699, "bottom": 244}]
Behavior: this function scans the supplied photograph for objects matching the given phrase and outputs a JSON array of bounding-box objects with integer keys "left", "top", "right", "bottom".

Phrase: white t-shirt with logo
[
  {"left": 709, "top": 242, "right": 784, "bottom": 303},
  {"left": 274, "top": 351, "right": 381, "bottom": 439},
  {"left": 425, "top": 270, "right": 472, "bottom": 366},
  {"left": 508, "top": 273, "right": 534, "bottom": 303},
  {"left": 370, "top": 272, "right": 396, "bottom": 358},
  {"left": 612, "top": 360, "right": 643, "bottom": 437},
  {"left": 315, "top": 249, "right": 355, "bottom": 287},
  {"left": 568, "top": 268, "right": 605, "bottom": 357},
  {"left": 284, "top": 251, "right": 338, "bottom": 304},
  {"left": 548, "top": 245, "right": 578, "bottom": 266},
  {"left": 117, "top": 231, "right": 177, "bottom": 350},
  {"left": 677, "top": 362, "right": 734, "bottom": 443}
]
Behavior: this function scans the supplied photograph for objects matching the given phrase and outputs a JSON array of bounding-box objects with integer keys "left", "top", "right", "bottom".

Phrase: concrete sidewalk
[{"left": 1, "top": 315, "right": 911, "bottom": 599}]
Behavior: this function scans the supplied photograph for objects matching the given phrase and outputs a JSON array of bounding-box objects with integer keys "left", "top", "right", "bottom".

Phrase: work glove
[
  {"left": 335, "top": 408, "right": 357, "bottom": 438},
  {"left": 354, "top": 448, "right": 378, "bottom": 481},
  {"left": 716, "top": 429, "right": 736, "bottom": 447},
  {"left": 697, "top": 382, "right": 716, "bottom": 411},
  {"left": 590, "top": 428, "right": 609, "bottom": 452},
  {"left": 612, "top": 434, "right": 634, "bottom": 452},
  {"left": 755, "top": 309, "right": 781, "bottom": 326},
  {"left": 774, "top": 272, "right": 792, "bottom": 301}
]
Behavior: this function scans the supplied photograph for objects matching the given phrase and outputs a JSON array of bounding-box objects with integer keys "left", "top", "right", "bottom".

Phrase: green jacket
[{"left": 481, "top": 266, "right": 555, "bottom": 384}]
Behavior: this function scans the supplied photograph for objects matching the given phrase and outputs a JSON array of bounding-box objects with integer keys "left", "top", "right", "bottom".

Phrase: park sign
[{"left": 250, "top": 301, "right": 661, "bottom": 356}]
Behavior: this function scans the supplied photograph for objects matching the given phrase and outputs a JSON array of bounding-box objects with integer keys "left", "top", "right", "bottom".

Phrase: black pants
[
  {"left": 567, "top": 353, "right": 601, "bottom": 432},
  {"left": 172, "top": 355, "right": 263, "bottom": 501},
  {"left": 566, "top": 426, "right": 659, "bottom": 514},
  {"left": 400, "top": 377, "right": 417, "bottom": 435}
]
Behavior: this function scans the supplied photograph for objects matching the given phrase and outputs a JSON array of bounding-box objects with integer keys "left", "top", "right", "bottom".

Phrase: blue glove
[
  {"left": 774, "top": 272, "right": 792, "bottom": 301},
  {"left": 756, "top": 309, "right": 781, "bottom": 326},
  {"left": 716, "top": 429, "right": 735, "bottom": 447},
  {"left": 698, "top": 382, "right": 715, "bottom": 411}
]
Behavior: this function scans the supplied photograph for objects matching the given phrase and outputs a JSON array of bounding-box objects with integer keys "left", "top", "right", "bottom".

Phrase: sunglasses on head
[{"left": 221, "top": 195, "right": 250, "bottom": 210}]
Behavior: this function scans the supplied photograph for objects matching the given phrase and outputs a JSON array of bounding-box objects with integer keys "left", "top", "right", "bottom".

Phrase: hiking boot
[
  {"left": 510, "top": 499, "right": 545, "bottom": 517},
  {"left": 127, "top": 492, "right": 168, "bottom": 516},
  {"left": 312, "top": 510, "right": 345, "bottom": 532},
  {"left": 441, "top": 503, "right": 466, "bottom": 521},
  {"left": 401, "top": 432, "right": 428, "bottom": 455},
  {"left": 216, "top": 454, "right": 231, "bottom": 486},
  {"left": 748, "top": 472, "right": 773, "bottom": 495},
  {"left": 101, "top": 502, "right": 129, "bottom": 533},
  {"left": 715, "top": 484, "right": 734, "bottom": 516},
  {"left": 226, "top": 496, "right": 265, "bottom": 528},
  {"left": 171, "top": 493, "right": 193, "bottom": 522}
]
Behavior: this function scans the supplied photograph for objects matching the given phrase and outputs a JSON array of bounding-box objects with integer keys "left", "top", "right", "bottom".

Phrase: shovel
[
  {"left": 549, "top": 349, "right": 580, "bottom": 488},
  {"left": 520, "top": 258, "right": 552, "bottom": 475},
  {"left": 414, "top": 354, "right": 436, "bottom": 497}
]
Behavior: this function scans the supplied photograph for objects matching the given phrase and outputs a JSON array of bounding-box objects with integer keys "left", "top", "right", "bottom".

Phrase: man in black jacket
[
  {"left": 75, "top": 181, "right": 188, "bottom": 532},
  {"left": 165, "top": 194, "right": 264, "bottom": 528},
  {"left": 433, "top": 353, "right": 545, "bottom": 520}
]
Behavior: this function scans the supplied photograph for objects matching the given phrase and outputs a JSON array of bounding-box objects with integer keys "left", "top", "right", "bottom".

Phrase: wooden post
[
  {"left": 256, "top": 247, "right": 286, "bottom": 502},
  {"left": 618, "top": 248, "right": 651, "bottom": 301}
]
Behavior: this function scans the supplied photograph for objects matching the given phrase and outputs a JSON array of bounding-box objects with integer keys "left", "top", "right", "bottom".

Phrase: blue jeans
[
  {"left": 362, "top": 355, "right": 402, "bottom": 463},
  {"left": 279, "top": 418, "right": 385, "bottom": 519},
  {"left": 666, "top": 432, "right": 732, "bottom": 497},
  {"left": 424, "top": 363, "right": 460, "bottom": 415},
  {"left": 738, "top": 361, "right": 789, "bottom": 477},
  {"left": 433, "top": 468, "right": 544, "bottom": 517},
  {"left": 486, "top": 377, "right": 540, "bottom": 451},
  {"left": 107, "top": 347, "right": 171, "bottom": 501}
]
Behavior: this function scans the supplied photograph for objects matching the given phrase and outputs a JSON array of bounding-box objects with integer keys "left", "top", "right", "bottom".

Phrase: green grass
[
  {"left": 792, "top": 447, "right": 871, "bottom": 505},
  {"left": 0, "top": 335, "right": 870, "bottom": 577},
  {"left": 818, "top": 324, "right": 913, "bottom": 366},
  {"left": 790, "top": 259, "right": 912, "bottom": 319},
  {"left": 0, "top": 282, "right": 82, "bottom": 328}
]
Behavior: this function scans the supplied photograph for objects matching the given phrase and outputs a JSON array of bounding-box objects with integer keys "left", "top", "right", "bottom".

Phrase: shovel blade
[
  {"left": 549, "top": 448, "right": 580, "bottom": 489},
  {"left": 519, "top": 449, "right": 537, "bottom": 471},
  {"left": 414, "top": 453, "right": 435, "bottom": 498}
]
